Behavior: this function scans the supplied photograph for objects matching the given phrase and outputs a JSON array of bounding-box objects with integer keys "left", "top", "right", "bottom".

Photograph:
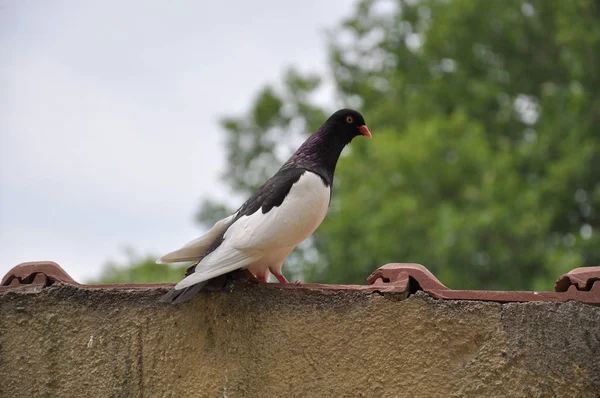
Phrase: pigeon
[{"left": 158, "top": 109, "right": 371, "bottom": 303}]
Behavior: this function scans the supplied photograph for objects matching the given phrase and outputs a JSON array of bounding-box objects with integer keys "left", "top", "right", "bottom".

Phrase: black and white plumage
[{"left": 158, "top": 109, "right": 371, "bottom": 304}]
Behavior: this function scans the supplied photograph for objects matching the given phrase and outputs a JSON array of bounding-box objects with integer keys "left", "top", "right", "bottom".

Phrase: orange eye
[{"left": 346, "top": 116, "right": 354, "bottom": 123}]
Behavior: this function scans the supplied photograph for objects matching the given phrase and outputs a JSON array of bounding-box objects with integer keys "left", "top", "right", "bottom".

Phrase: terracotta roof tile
[{"left": 1, "top": 261, "right": 599, "bottom": 304}]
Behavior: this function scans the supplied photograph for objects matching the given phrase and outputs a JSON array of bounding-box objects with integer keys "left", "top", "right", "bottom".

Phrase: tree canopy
[
  {"left": 93, "top": 250, "right": 187, "bottom": 284},
  {"left": 97, "top": 0, "right": 600, "bottom": 290}
]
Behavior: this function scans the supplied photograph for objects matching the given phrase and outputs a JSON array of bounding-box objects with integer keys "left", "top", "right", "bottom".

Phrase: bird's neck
[{"left": 284, "top": 125, "right": 349, "bottom": 185}]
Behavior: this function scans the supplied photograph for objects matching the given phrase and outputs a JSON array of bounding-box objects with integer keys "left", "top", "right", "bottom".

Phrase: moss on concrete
[{"left": 1, "top": 282, "right": 599, "bottom": 397}]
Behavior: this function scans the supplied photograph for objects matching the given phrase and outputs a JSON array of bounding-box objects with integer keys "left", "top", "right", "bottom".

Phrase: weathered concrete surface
[{"left": 1, "top": 282, "right": 599, "bottom": 398}]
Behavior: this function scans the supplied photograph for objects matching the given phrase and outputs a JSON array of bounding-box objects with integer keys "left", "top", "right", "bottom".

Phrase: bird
[{"left": 158, "top": 109, "right": 371, "bottom": 304}]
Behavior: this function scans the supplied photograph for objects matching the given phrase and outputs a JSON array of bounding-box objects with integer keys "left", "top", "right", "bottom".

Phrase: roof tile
[{"left": 1, "top": 260, "right": 599, "bottom": 305}]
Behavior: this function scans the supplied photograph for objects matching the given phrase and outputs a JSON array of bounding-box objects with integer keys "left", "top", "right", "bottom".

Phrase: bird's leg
[
  {"left": 248, "top": 268, "right": 269, "bottom": 283},
  {"left": 270, "top": 268, "right": 302, "bottom": 284},
  {"left": 272, "top": 271, "right": 303, "bottom": 285},
  {"left": 272, "top": 271, "right": 290, "bottom": 284},
  {"left": 240, "top": 267, "right": 270, "bottom": 283},
  {"left": 237, "top": 269, "right": 261, "bottom": 282}
]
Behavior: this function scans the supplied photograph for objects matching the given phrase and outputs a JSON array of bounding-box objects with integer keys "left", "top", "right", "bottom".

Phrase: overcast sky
[{"left": 0, "top": 0, "right": 354, "bottom": 282}]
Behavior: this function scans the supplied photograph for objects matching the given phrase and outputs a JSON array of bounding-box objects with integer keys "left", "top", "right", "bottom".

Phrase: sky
[{"left": 0, "top": 0, "right": 354, "bottom": 282}]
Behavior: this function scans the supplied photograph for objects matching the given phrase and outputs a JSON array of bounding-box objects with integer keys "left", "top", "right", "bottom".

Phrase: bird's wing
[
  {"left": 156, "top": 213, "right": 236, "bottom": 264},
  {"left": 174, "top": 247, "right": 262, "bottom": 289},
  {"left": 174, "top": 168, "right": 330, "bottom": 290},
  {"left": 228, "top": 169, "right": 330, "bottom": 250},
  {"left": 157, "top": 167, "right": 307, "bottom": 265}
]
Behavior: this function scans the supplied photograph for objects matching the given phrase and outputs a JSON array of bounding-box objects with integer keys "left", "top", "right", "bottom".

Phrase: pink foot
[
  {"left": 294, "top": 280, "right": 302, "bottom": 285},
  {"left": 272, "top": 272, "right": 290, "bottom": 284},
  {"left": 256, "top": 274, "right": 268, "bottom": 283}
]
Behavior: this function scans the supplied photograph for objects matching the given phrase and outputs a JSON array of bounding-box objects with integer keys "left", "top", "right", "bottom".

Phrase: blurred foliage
[
  {"left": 97, "top": 0, "right": 599, "bottom": 290},
  {"left": 197, "top": 0, "right": 600, "bottom": 290},
  {"left": 92, "top": 249, "right": 187, "bottom": 284}
]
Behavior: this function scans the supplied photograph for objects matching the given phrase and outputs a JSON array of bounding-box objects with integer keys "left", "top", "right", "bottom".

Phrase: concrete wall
[{"left": 1, "top": 282, "right": 599, "bottom": 397}]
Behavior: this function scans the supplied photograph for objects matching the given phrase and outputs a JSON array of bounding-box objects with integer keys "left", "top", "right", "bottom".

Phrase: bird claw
[{"left": 294, "top": 280, "right": 302, "bottom": 285}]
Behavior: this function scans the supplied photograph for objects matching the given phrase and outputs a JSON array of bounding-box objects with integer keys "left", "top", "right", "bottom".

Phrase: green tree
[
  {"left": 198, "top": 0, "right": 600, "bottom": 290},
  {"left": 92, "top": 249, "right": 187, "bottom": 284}
]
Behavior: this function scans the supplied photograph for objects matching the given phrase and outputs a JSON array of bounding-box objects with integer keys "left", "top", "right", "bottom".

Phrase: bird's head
[
  {"left": 286, "top": 108, "right": 371, "bottom": 180},
  {"left": 326, "top": 109, "right": 372, "bottom": 140}
]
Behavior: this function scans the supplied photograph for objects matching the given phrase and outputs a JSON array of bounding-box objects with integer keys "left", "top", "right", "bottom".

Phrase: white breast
[{"left": 226, "top": 171, "right": 330, "bottom": 251}]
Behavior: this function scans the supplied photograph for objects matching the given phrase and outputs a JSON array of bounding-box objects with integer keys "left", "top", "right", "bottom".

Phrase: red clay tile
[
  {"left": 554, "top": 266, "right": 600, "bottom": 292},
  {"left": 366, "top": 263, "right": 448, "bottom": 292},
  {"left": 1, "top": 261, "right": 78, "bottom": 288},
  {"left": 1, "top": 260, "right": 599, "bottom": 305}
]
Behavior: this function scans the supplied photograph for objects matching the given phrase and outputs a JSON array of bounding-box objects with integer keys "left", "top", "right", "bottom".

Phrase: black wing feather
[{"left": 238, "top": 167, "right": 308, "bottom": 216}]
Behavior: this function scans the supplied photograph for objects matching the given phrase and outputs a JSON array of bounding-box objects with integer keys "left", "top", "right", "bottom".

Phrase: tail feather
[
  {"left": 160, "top": 281, "right": 209, "bottom": 304},
  {"left": 157, "top": 214, "right": 236, "bottom": 264}
]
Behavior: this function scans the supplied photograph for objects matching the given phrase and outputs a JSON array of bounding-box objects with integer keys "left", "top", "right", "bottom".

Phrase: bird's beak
[{"left": 359, "top": 125, "right": 372, "bottom": 138}]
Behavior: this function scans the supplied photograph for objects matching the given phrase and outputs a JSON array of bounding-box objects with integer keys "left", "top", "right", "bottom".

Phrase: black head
[
  {"left": 284, "top": 108, "right": 371, "bottom": 184},
  {"left": 325, "top": 109, "right": 371, "bottom": 140}
]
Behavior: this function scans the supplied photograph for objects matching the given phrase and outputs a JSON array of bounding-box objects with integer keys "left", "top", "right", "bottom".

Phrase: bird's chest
[
  {"left": 274, "top": 172, "right": 330, "bottom": 241},
  {"left": 231, "top": 171, "right": 331, "bottom": 250}
]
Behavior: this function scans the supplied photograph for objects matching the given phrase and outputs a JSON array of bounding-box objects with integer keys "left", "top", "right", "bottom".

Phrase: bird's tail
[{"left": 160, "top": 281, "right": 209, "bottom": 304}]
